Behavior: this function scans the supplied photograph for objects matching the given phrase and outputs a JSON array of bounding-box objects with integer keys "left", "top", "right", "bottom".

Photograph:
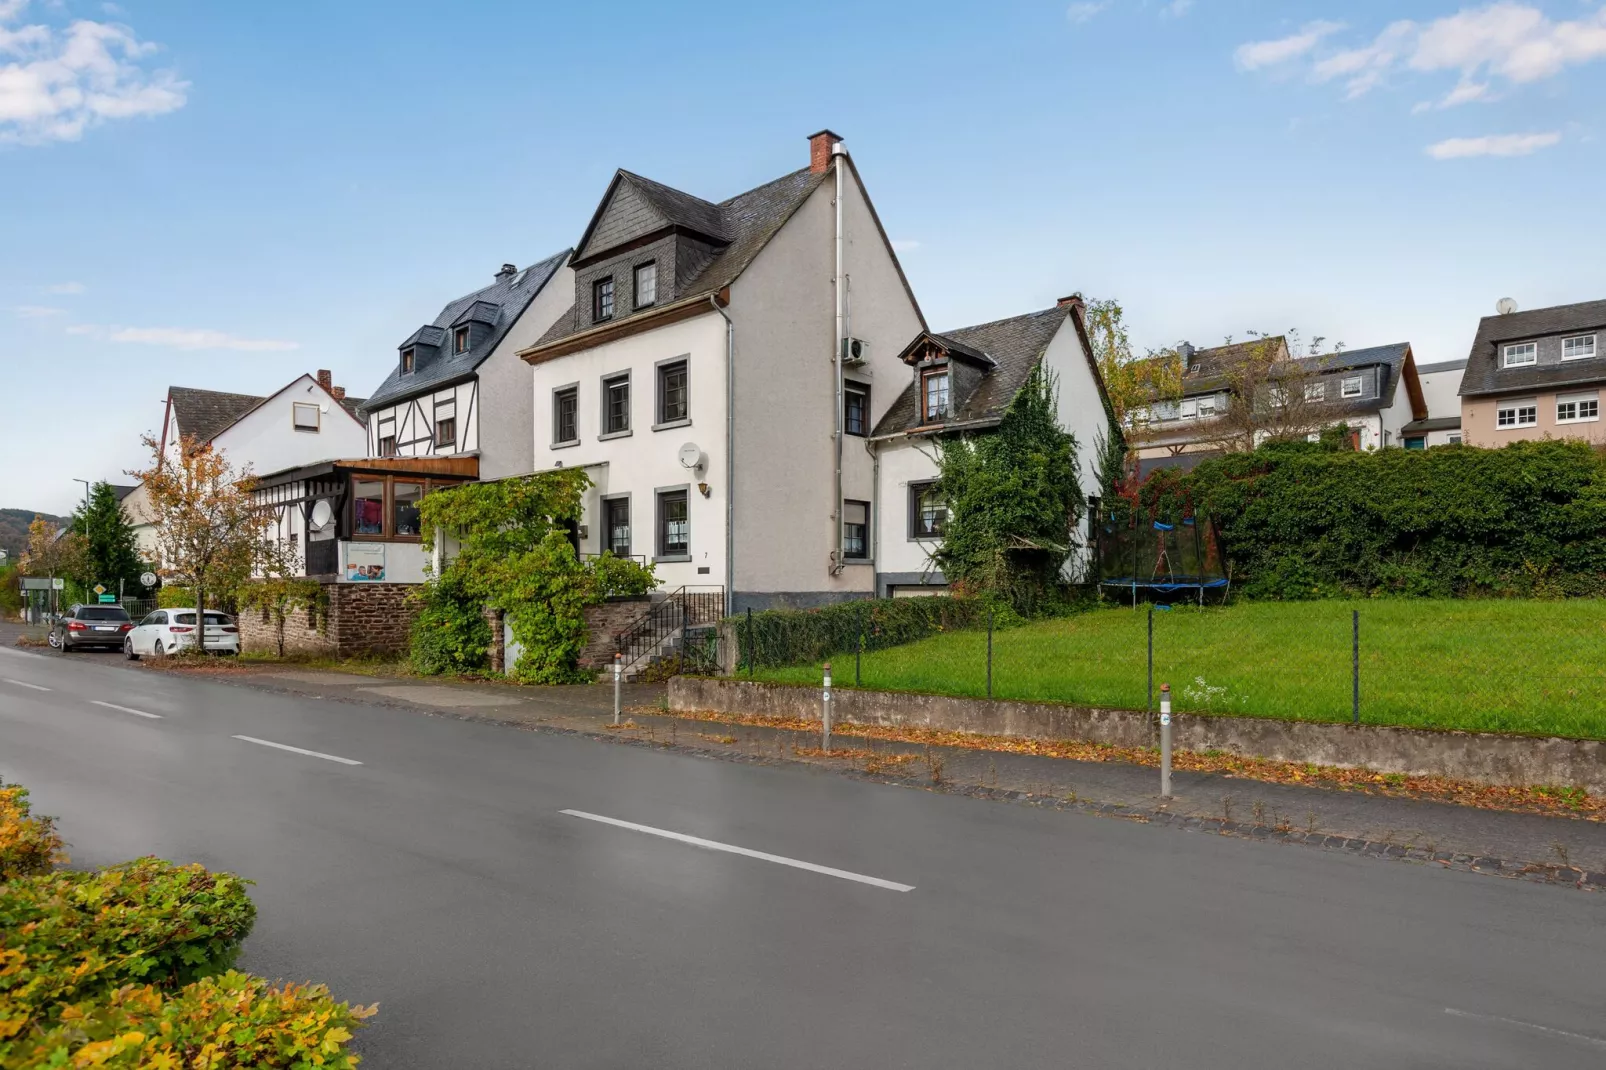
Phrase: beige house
[{"left": 1459, "top": 299, "right": 1606, "bottom": 448}]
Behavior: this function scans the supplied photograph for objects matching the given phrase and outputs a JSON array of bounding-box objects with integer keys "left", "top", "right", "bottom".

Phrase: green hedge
[
  {"left": 733, "top": 596, "right": 998, "bottom": 670},
  {"left": 1179, "top": 439, "right": 1606, "bottom": 599}
]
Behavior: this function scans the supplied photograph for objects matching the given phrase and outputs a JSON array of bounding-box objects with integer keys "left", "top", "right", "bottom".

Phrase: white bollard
[
  {"left": 1159, "top": 682, "right": 1173, "bottom": 798},
  {"left": 613, "top": 653, "right": 622, "bottom": 726},
  {"left": 822, "top": 662, "right": 833, "bottom": 753}
]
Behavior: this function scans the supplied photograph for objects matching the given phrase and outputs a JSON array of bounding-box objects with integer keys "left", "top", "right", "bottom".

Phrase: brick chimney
[
  {"left": 316, "top": 369, "right": 332, "bottom": 393},
  {"left": 331, "top": 386, "right": 347, "bottom": 401},
  {"left": 1057, "top": 294, "right": 1085, "bottom": 313},
  {"left": 808, "top": 129, "right": 844, "bottom": 174}
]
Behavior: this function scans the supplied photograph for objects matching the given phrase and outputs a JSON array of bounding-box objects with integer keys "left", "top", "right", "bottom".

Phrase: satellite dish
[
  {"left": 678, "top": 442, "right": 705, "bottom": 471},
  {"left": 1496, "top": 297, "right": 1518, "bottom": 315},
  {"left": 309, "top": 500, "right": 334, "bottom": 531}
]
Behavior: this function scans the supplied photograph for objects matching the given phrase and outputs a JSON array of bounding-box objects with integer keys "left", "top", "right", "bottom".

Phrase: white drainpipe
[
  {"left": 831, "top": 139, "right": 847, "bottom": 576},
  {"left": 710, "top": 295, "right": 736, "bottom": 616}
]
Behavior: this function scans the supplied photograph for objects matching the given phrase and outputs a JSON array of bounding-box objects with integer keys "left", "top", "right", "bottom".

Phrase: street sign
[
  {"left": 93, "top": 584, "right": 107, "bottom": 596},
  {"left": 52, "top": 577, "right": 64, "bottom": 591},
  {"left": 98, "top": 594, "right": 117, "bottom": 604},
  {"left": 140, "top": 571, "right": 158, "bottom": 588}
]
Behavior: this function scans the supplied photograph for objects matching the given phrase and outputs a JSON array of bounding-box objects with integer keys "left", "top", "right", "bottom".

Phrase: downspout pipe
[
  {"left": 710, "top": 294, "right": 735, "bottom": 617},
  {"left": 831, "top": 139, "right": 847, "bottom": 576}
]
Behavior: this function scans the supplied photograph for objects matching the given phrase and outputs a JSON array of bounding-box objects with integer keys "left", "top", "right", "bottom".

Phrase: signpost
[
  {"left": 98, "top": 594, "right": 117, "bottom": 603},
  {"left": 140, "top": 571, "right": 158, "bottom": 589}
]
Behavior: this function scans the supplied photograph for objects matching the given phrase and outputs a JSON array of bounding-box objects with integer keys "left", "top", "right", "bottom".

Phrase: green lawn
[{"left": 749, "top": 600, "right": 1606, "bottom": 740}]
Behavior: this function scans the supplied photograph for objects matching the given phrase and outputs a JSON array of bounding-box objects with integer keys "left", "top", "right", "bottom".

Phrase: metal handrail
[{"left": 614, "top": 585, "right": 725, "bottom": 674}]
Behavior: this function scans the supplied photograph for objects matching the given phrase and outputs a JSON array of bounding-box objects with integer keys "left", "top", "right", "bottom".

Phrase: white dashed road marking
[
  {"left": 91, "top": 700, "right": 162, "bottom": 720},
  {"left": 232, "top": 735, "right": 363, "bottom": 766},
  {"left": 3, "top": 678, "right": 50, "bottom": 691},
  {"left": 559, "top": 809, "right": 915, "bottom": 892},
  {"left": 1444, "top": 1008, "right": 1606, "bottom": 1049}
]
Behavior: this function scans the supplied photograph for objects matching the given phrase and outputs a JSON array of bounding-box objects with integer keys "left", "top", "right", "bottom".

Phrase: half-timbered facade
[{"left": 361, "top": 250, "right": 573, "bottom": 480}]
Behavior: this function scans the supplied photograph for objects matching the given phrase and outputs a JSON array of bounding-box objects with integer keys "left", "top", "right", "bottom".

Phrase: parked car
[
  {"left": 50, "top": 605, "right": 134, "bottom": 651},
  {"left": 125, "top": 608, "right": 240, "bottom": 659}
]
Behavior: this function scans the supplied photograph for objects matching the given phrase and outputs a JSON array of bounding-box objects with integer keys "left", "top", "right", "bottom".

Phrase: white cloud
[
  {"left": 1234, "top": 21, "right": 1343, "bottom": 71},
  {"left": 1250, "top": 4, "right": 1606, "bottom": 106},
  {"left": 13, "top": 303, "right": 62, "bottom": 317},
  {"left": 1162, "top": 0, "right": 1194, "bottom": 18},
  {"left": 0, "top": 3, "right": 188, "bottom": 145},
  {"left": 44, "top": 280, "right": 83, "bottom": 294},
  {"left": 1066, "top": 2, "right": 1109, "bottom": 24},
  {"left": 1425, "top": 130, "right": 1560, "bottom": 158},
  {"left": 107, "top": 326, "right": 299, "bottom": 351},
  {"left": 891, "top": 239, "right": 921, "bottom": 253},
  {"left": 64, "top": 322, "right": 96, "bottom": 334}
]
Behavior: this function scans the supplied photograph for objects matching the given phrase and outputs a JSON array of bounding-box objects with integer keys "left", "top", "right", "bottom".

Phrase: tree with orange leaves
[{"left": 127, "top": 433, "right": 268, "bottom": 640}]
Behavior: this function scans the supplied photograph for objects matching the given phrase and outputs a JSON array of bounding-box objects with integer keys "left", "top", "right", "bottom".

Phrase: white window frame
[
  {"left": 1447, "top": 433, "right": 1462, "bottom": 445},
  {"left": 1556, "top": 392, "right": 1600, "bottom": 424},
  {"left": 1502, "top": 342, "right": 1537, "bottom": 368},
  {"left": 1496, "top": 398, "right": 1538, "bottom": 429},
  {"left": 1340, "top": 376, "right": 1363, "bottom": 399},
  {"left": 292, "top": 402, "right": 320, "bottom": 432},
  {"left": 1197, "top": 396, "right": 1217, "bottom": 417},
  {"left": 1179, "top": 399, "right": 1198, "bottom": 419},
  {"left": 1305, "top": 382, "right": 1325, "bottom": 401},
  {"left": 1562, "top": 334, "right": 1597, "bottom": 361}
]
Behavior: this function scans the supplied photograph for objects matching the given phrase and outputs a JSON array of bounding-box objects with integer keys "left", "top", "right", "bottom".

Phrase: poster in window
[{"left": 345, "top": 542, "right": 386, "bottom": 582}]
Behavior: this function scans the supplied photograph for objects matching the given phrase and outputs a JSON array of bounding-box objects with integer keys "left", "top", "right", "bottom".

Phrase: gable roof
[
  {"left": 1459, "top": 298, "right": 1606, "bottom": 397},
  {"left": 872, "top": 307, "right": 1072, "bottom": 437},
  {"left": 167, "top": 387, "right": 264, "bottom": 445},
  {"left": 219, "top": 373, "right": 372, "bottom": 437},
  {"left": 573, "top": 170, "right": 730, "bottom": 263},
  {"left": 363, "top": 248, "right": 570, "bottom": 411},
  {"left": 532, "top": 167, "right": 832, "bottom": 352},
  {"left": 1302, "top": 342, "right": 1418, "bottom": 418}
]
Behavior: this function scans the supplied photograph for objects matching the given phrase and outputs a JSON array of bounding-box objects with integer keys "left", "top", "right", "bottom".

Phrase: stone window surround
[
  {"left": 600, "top": 492, "right": 632, "bottom": 557},
  {"left": 654, "top": 483, "right": 691, "bottom": 563},
  {"left": 600, "top": 368, "right": 632, "bottom": 440},
  {"left": 654, "top": 354, "right": 691, "bottom": 430},
  {"left": 550, "top": 381, "right": 580, "bottom": 448}
]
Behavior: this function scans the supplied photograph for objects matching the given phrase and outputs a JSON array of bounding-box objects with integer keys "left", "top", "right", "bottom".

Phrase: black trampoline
[{"left": 1095, "top": 507, "right": 1229, "bottom": 607}]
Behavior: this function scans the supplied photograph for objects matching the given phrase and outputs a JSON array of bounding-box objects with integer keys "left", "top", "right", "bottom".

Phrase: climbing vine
[{"left": 416, "top": 471, "right": 655, "bottom": 683}]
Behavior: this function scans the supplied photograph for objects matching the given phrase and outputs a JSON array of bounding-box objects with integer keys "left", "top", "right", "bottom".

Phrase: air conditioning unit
[{"left": 842, "top": 337, "right": 869, "bottom": 365}]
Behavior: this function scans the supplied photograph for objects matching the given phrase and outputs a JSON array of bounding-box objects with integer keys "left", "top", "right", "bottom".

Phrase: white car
[{"left": 125, "top": 608, "right": 240, "bottom": 659}]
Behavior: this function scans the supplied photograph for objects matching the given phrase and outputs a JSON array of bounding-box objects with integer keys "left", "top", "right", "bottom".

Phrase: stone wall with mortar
[
  {"left": 238, "top": 600, "right": 335, "bottom": 657},
  {"left": 237, "top": 582, "right": 418, "bottom": 658},
  {"left": 579, "top": 596, "right": 652, "bottom": 669},
  {"left": 669, "top": 677, "right": 1606, "bottom": 794}
]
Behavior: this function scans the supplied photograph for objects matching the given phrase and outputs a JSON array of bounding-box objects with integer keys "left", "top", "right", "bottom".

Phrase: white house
[
  {"left": 361, "top": 251, "right": 573, "bottom": 481},
  {"left": 514, "top": 130, "right": 1115, "bottom": 613},
  {"left": 1401, "top": 357, "right": 1466, "bottom": 447}
]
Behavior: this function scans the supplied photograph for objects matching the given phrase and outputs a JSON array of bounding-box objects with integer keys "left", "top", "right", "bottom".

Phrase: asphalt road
[{"left": 2, "top": 646, "right": 1603, "bottom": 1068}]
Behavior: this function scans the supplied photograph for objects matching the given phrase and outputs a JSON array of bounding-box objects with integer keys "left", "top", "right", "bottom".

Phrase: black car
[{"left": 51, "top": 605, "right": 134, "bottom": 651}]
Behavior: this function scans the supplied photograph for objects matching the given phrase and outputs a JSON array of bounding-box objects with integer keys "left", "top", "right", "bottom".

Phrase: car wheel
[
  {"left": 125, "top": 637, "right": 140, "bottom": 661},
  {"left": 154, "top": 640, "right": 165, "bottom": 657},
  {"left": 48, "top": 630, "right": 61, "bottom": 649}
]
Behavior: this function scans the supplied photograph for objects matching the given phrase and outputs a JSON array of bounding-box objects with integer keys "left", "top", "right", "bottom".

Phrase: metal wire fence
[{"left": 736, "top": 598, "right": 1606, "bottom": 740}]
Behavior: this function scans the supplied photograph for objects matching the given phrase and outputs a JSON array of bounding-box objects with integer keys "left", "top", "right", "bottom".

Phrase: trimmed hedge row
[
  {"left": 732, "top": 595, "right": 999, "bottom": 670},
  {"left": 1172, "top": 439, "right": 1606, "bottom": 599},
  {"left": 0, "top": 782, "right": 375, "bottom": 1066}
]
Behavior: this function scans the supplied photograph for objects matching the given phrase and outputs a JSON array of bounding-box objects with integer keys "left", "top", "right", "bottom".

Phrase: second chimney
[
  {"left": 316, "top": 369, "right": 332, "bottom": 393},
  {"left": 808, "top": 129, "right": 844, "bottom": 174},
  {"left": 1178, "top": 343, "right": 1196, "bottom": 369},
  {"left": 496, "top": 263, "right": 517, "bottom": 281},
  {"left": 331, "top": 386, "right": 347, "bottom": 401},
  {"left": 1056, "top": 294, "right": 1085, "bottom": 313}
]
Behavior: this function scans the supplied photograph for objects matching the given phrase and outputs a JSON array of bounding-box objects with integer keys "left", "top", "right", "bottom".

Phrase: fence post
[
  {"left": 613, "top": 653, "right": 622, "bottom": 727},
  {"left": 822, "top": 662, "right": 833, "bottom": 753},
  {"left": 746, "top": 607, "right": 753, "bottom": 678},
  {"left": 1159, "top": 683, "right": 1172, "bottom": 798},
  {"left": 986, "top": 608, "right": 994, "bottom": 700},
  {"left": 1147, "top": 605, "right": 1154, "bottom": 718},
  {"left": 1352, "top": 609, "right": 1359, "bottom": 725}
]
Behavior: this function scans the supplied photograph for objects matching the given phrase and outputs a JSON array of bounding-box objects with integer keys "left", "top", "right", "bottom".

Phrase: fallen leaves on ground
[{"left": 633, "top": 706, "right": 1604, "bottom": 821}]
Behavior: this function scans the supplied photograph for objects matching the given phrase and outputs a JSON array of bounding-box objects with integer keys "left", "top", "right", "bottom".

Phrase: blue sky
[{"left": 3, "top": 0, "right": 1602, "bottom": 513}]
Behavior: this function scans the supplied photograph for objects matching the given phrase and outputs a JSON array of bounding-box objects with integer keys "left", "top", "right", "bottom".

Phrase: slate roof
[
  {"left": 1416, "top": 358, "right": 1467, "bottom": 376},
  {"left": 363, "top": 249, "right": 571, "bottom": 411},
  {"left": 617, "top": 171, "right": 729, "bottom": 243},
  {"left": 535, "top": 167, "right": 831, "bottom": 350},
  {"left": 1458, "top": 298, "right": 1606, "bottom": 398},
  {"left": 1303, "top": 343, "right": 1413, "bottom": 418},
  {"left": 168, "top": 387, "right": 264, "bottom": 445},
  {"left": 871, "top": 307, "right": 1070, "bottom": 437},
  {"left": 1401, "top": 415, "right": 1462, "bottom": 433}
]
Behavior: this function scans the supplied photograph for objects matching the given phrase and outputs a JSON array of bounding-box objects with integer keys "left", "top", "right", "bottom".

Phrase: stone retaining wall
[
  {"left": 669, "top": 677, "right": 1606, "bottom": 794},
  {"left": 579, "top": 596, "right": 653, "bottom": 669},
  {"left": 238, "top": 582, "right": 418, "bottom": 658}
]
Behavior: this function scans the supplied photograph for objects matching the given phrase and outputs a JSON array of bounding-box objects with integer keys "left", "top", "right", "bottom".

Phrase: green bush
[
  {"left": 0, "top": 858, "right": 256, "bottom": 1040},
  {"left": 409, "top": 572, "right": 491, "bottom": 675},
  {"left": 10, "top": 971, "right": 376, "bottom": 1069},
  {"left": 0, "top": 782, "right": 64, "bottom": 882},
  {"left": 734, "top": 596, "right": 1002, "bottom": 670},
  {"left": 1182, "top": 439, "right": 1606, "bottom": 599},
  {"left": 156, "top": 585, "right": 194, "bottom": 609}
]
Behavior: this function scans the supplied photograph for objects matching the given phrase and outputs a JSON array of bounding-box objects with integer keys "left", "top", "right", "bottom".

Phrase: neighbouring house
[
  {"left": 514, "top": 130, "right": 928, "bottom": 614},
  {"left": 1133, "top": 338, "right": 1425, "bottom": 470},
  {"left": 361, "top": 251, "right": 573, "bottom": 480},
  {"left": 1459, "top": 298, "right": 1606, "bottom": 448},
  {"left": 869, "top": 297, "right": 1114, "bottom": 597},
  {"left": 123, "top": 372, "right": 369, "bottom": 560},
  {"left": 1400, "top": 357, "right": 1466, "bottom": 448},
  {"left": 247, "top": 455, "right": 478, "bottom": 655}
]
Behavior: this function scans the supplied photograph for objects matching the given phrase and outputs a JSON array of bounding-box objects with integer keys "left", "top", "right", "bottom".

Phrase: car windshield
[
  {"left": 78, "top": 607, "right": 130, "bottom": 621},
  {"left": 172, "top": 612, "right": 231, "bottom": 626}
]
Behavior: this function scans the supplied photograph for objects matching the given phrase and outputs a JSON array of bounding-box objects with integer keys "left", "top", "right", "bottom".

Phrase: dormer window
[
  {"left": 401, "top": 348, "right": 415, "bottom": 375},
  {"left": 453, "top": 326, "right": 469, "bottom": 354},
  {"left": 922, "top": 369, "right": 950, "bottom": 423},
  {"left": 593, "top": 277, "right": 615, "bottom": 323},
  {"left": 634, "top": 261, "right": 657, "bottom": 309}
]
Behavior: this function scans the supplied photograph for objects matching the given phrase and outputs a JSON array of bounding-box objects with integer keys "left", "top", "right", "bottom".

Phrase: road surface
[{"left": 1, "top": 645, "right": 1602, "bottom": 1068}]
